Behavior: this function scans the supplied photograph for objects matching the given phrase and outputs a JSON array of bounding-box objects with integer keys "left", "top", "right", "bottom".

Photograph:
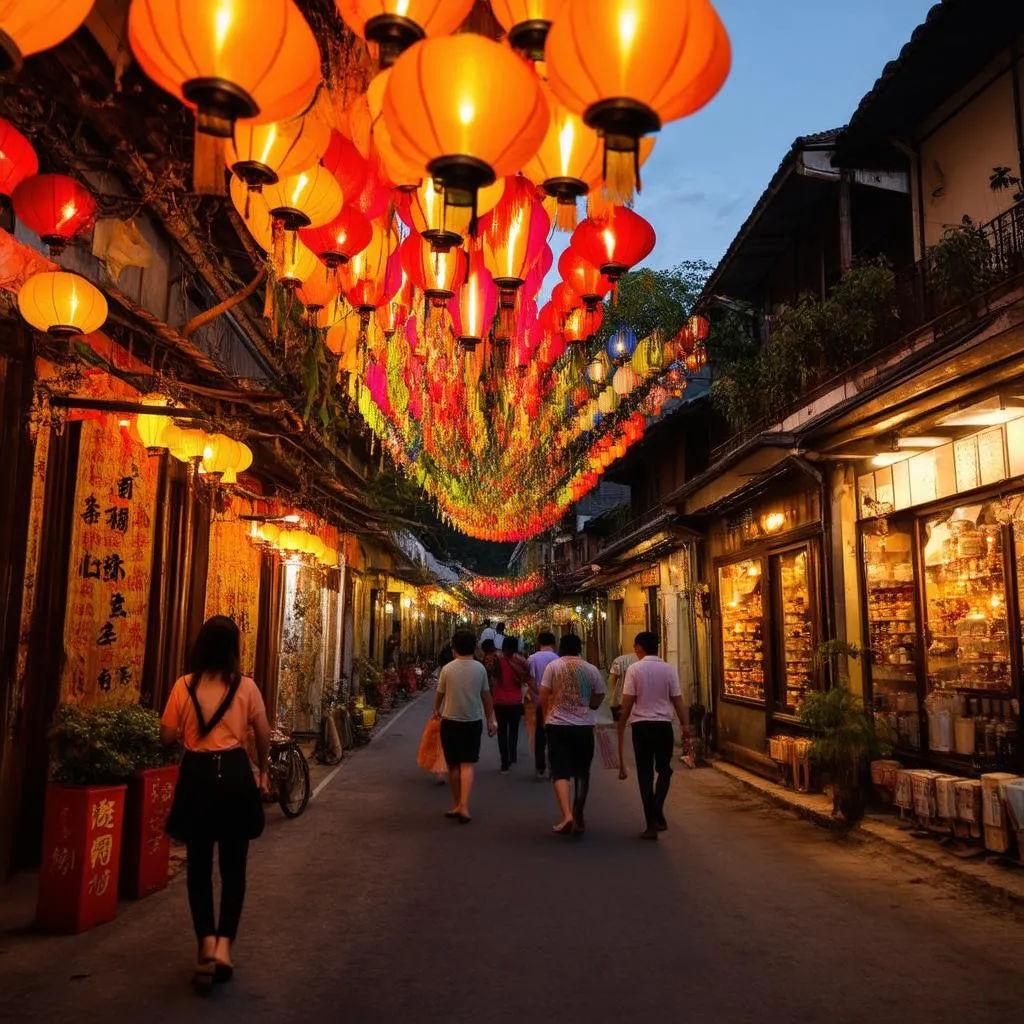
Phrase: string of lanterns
[{"left": 463, "top": 572, "right": 545, "bottom": 601}]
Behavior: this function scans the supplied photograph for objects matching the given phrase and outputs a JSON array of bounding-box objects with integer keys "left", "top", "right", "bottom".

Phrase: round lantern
[
  {"left": 481, "top": 176, "right": 550, "bottom": 305},
  {"left": 135, "top": 392, "right": 171, "bottom": 452},
  {"left": 128, "top": 0, "right": 320, "bottom": 137},
  {"left": 399, "top": 233, "right": 467, "bottom": 305},
  {"left": 335, "top": 0, "right": 475, "bottom": 66},
  {"left": 546, "top": 0, "right": 730, "bottom": 197},
  {"left": 321, "top": 131, "right": 370, "bottom": 202},
  {"left": 0, "top": 118, "right": 37, "bottom": 198},
  {"left": 612, "top": 363, "right": 639, "bottom": 396},
  {"left": 299, "top": 206, "right": 373, "bottom": 269},
  {"left": 586, "top": 350, "right": 610, "bottom": 387},
  {"left": 326, "top": 315, "right": 363, "bottom": 373},
  {"left": 607, "top": 324, "right": 638, "bottom": 363},
  {"left": 296, "top": 260, "right": 340, "bottom": 314},
  {"left": 558, "top": 248, "right": 612, "bottom": 311},
  {"left": 344, "top": 248, "right": 403, "bottom": 320},
  {"left": 262, "top": 164, "right": 343, "bottom": 231},
  {"left": 597, "top": 386, "right": 618, "bottom": 415},
  {"left": 550, "top": 281, "right": 581, "bottom": 323},
  {"left": 228, "top": 113, "right": 331, "bottom": 189},
  {"left": 18, "top": 270, "right": 107, "bottom": 337},
  {"left": 451, "top": 249, "right": 498, "bottom": 350},
  {"left": 571, "top": 206, "right": 655, "bottom": 281},
  {"left": 201, "top": 434, "right": 243, "bottom": 480},
  {"left": 382, "top": 35, "right": 548, "bottom": 214},
  {"left": 375, "top": 270, "right": 412, "bottom": 336},
  {"left": 12, "top": 173, "right": 96, "bottom": 253},
  {"left": 230, "top": 174, "right": 274, "bottom": 250},
  {"left": 490, "top": 0, "right": 568, "bottom": 61},
  {"left": 169, "top": 426, "right": 208, "bottom": 464},
  {"left": 0, "top": 0, "right": 94, "bottom": 75},
  {"left": 220, "top": 441, "right": 253, "bottom": 484},
  {"left": 277, "top": 239, "right": 320, "bottom": 289},
  {"left": 563, "top": 304, "right": 602, "bottom": 344},
  {"left": 396, "top": 176, "right": 505, "bottom": 252}
]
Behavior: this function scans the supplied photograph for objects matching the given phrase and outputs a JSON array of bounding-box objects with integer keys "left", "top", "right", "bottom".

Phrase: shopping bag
[
  {"left": 595, "top": 724, "right": 619, "bottom": 770},
  {"left": 416, "top": 717, "right": 447, "bottom": 774}
]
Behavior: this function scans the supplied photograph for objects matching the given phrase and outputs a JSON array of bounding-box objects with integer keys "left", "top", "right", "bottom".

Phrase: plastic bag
[
  {"left": 595, "top": 724, "right": 619, "bottom": 770},
  {"left": 416, "top": 717, "right": 447, "bottom": 774}
]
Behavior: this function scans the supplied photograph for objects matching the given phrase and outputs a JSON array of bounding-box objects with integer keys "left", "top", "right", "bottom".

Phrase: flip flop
[
  {"left": 213, "top": 961, "right": 234, "bottom": 984},
  {"left": 193, "top": 958, "right": 216, "bottom": 991},
  {"left": 458, "top": 814, "right": 472, "bottom": 824},
  {"left": 552, "top": 821, "right": 574, "bottom": 835}
]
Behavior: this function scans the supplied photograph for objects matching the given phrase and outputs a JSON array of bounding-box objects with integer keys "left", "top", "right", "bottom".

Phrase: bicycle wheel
[{"left": 278, "top": 746, "right": 311, "bottom": 818}]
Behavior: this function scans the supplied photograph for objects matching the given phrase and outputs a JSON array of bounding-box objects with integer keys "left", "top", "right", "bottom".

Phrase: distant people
[
  {"left": 492, "top": 636, "right": 530, "bottom": 773},
  {"left": 607, "top": 649, "right": 638, "bottom": 721},
  {"left": 479, "top": 619, "right": 497, "bottom": 648},
  {"left": 383, "top": 626, "right": 401, "bottom": 670},
  {"left": 617, "top": 631, "right": 690, "bottom": 841},
  {"left": 433, "top": 630, "right": 496, "bottom": 823},
  {"left": 493, "top": 622, "right": 507, "bottom": 651},
  {"left": 526, "top": 631, "right": 559, "bottom": 779},
  {"left": 437, "top": 638, "right": 455, "bottom": 670},
  {"left": 161, "top": 616, "right": 270, "bottom": 988},
  {"left": 539, "top": 633, "right": 606, "bottom": 836}
]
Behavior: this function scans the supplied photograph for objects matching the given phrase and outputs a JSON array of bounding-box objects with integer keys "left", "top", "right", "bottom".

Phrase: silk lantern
[
  {"left": 296, "top": 260, "right": 340, "bottom": 315},
  {"left": 335, "top": 0, "right": 474, "bottom": 66},
  {"left": 607, "top": 324, "right": 638, "bottom": 363},
  {"left": 396, "top": 177, "right": 505, "bottom": 252},
  {"left": 450, "top": 249, "right": 498, "bottom": 350},
  {"left": 481, "top": 176, "right": 550, "bottom": 309},
  {"left": 299, "top": 206, "right": 373, "bottom": 269},
  {"left": 12, "top": 173, "right": 96, "bottom": 253},
  {"left": 0, "top": 0, "right": 94, "bottom": 75},
  {"left": 490, "top": 0, "right": 568, "bottom": 61},
  {"left": 228, "top": 113, "right": 331, "bottom": 189},
  {"left": 400, "top": 233, "right": 467, "bottom": 305},
  {"left": 571, "top": 206, "right": 655, "bottom": 281},
  {"left": 17, "top": 270, "right": 107, "bottom": 337},
  {"left": 0, "top": 118, "right": 37, "bottom": 198},
  {"left": 263, "top": 165, "right": 343, "bottom": 231},
  {"left": 135, "top": 392, "right": 171, "bottom": 452},
  {"left": 558, "top": 248, "right": 612, "bottom": 311}
]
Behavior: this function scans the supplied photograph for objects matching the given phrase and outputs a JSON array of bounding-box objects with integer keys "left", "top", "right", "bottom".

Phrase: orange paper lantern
[
  {"left": 18, "top": 270, "right": 107, "bottom": 337},
  {"left": 334, "top": 0, "right": 474, "bottom": 65},
  {"left": 0, "top": 0, "right": 94, "bottom": 75},
  {"left": 490, "top": 0, "right": 568, "bottom": 61}
]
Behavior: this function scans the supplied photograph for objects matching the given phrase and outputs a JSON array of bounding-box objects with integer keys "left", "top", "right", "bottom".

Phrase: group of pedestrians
[{"left": 432, "top": 625, "right": 690, "bottom": 839}]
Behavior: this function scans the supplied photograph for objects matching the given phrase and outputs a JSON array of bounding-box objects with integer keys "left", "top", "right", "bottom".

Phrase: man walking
[
  {"left": 539, "top": 634, "right": 606, "bottom": 836},
  {"left": 479, "top": 619, "right": 497, "bottom": 649},
  {"left": 606, "top": 648, "right": 638, "bottom": 722},
  {"left": 434, "top": 630, "right": 497, "bottom": 823},
  {"left": 616, "top": 632, "right": 690, "bottom": 840},
  {"left": 492, "top": 622, "right": 507, "bottom": 651},
  {"left": 526, "top": 631, "right": 559, "bottom": 779}
]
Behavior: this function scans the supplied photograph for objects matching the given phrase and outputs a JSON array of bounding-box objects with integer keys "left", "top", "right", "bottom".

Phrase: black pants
[
  {"left": 546, "top": 725, "right": 595, "bottom": 821},
  {"left": 632, "top": 721, "right": 675, "bottom": 827},
  {"left": 186, "top": 836, "right": 250, "bottom": 942},
  {"left": 494, "top": 704, "right": 523, "bottom": 768}
]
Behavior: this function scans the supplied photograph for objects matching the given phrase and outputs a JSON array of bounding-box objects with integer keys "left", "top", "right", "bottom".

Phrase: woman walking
[
  {"left": 492, "top": 636, "right": 529, "bottom": 773},
  {"left": 161, "top": 616, "right": 271, "bottom": 989}
]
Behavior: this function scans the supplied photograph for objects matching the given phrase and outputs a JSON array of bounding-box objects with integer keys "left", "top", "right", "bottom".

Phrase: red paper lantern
[
  {"left": 480, "top": 176, "right": 550, "bottom": 302},
  {"left": 570, "top": 205, "right": 655, "bottom": 281},
  {"left": 564, "top": 304, "right": 603, "bottom": 343},
  {"left": 299, "top": 206, "right": 374, "bottom": 268},
  {"left": 558, "top": 247, "right": 612, "bottom": 311},
  {"left": 550, "top": 281, "right": 581, "bottom": 322},
  {"left": 343, "top": 248, "right": 403, "bottom": 318},
  {"left": 0, "top": 118, "right": 38, "bottom": 198},
  {"left": 399, "top": 233, "right": 467, "bottom": 304},
  {"left": 449, "top": 248, "right": 498, "bottom": 349},
  {"left": 12, "top": 173, "right": 96, "bottom": 253},
  {"left": 321, "top": 130, "right": 370, "bottom": 201}
]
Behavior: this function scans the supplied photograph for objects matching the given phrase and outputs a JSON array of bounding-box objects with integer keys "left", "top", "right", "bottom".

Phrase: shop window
[
  {"left": 718, "top": 559, "right": 765, "bottom": 703},
  {"left": 771, "top": 547, "right": 817, "bottom": 714},
  {"left": 862, "top": 520, "right": 920, "bottom": 749}
]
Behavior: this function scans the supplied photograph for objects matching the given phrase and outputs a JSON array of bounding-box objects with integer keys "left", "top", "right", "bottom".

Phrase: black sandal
[
  {"left": 193, "top": 958, "right": 216, "bottom": 991},
  {"left": 213, "top": 961, "right": 234, "bottom": 984}
]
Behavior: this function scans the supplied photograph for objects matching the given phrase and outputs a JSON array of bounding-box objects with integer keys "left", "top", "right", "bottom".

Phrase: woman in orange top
[{"left": 161, "top": 616, "right": 271, "bottom": 989}]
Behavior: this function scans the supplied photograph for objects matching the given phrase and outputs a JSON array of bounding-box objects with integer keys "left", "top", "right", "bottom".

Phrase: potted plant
[
  {"left": 798, "top": 642, "right": 889, "bottom": 825},
  {"left": 118, "top": 706, "right": 179, "bottom": 900},
  {"left": 37, "top": 704, "right": 160, "bottom": 933},
  {"left": 927, "top": 216, "right": 996, "bottom": 309}
]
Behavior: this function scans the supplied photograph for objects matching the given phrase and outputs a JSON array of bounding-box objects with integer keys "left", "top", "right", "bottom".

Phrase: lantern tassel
[
  {"left": 604, "top": 147, "right": 639, "bottom": 206},
  {"left": 193, "top": 128, "right": 227, "bottom": 197},
  {"left": 555, "top": 199, "right": 578, "bottom": 233}
]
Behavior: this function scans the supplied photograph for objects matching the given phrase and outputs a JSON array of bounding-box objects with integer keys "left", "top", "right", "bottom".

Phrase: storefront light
[
  {"left": 385, "top": 601, "right": 395, "bottom": 615},
  {"left": 896, "top": 435, "right": 951, "bottom": 449},
  {"left": 871, "top": 452, "right": 913, "bottom": 468},
  {"left": 761, "top": 511, "right": 786, "bottom": 533},
  {"left": 938, "top": 403, "right": 1024, "bottom": 427}
]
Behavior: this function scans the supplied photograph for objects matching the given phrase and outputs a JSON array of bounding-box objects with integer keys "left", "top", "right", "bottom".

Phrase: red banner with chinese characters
[{"left": 62, "top": 416, "right": 157, "bottom": 706}]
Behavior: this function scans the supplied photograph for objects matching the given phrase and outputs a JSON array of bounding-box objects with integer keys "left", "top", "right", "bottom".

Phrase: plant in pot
[
  {"left": 39, "top": 703, "right": 164, "bottom": 932},
  {"left": 798, "top": 642, "right": 890, "bottom": 826},
  {"left": 927, "top": 216, "right": 996, "bottom": 309}
]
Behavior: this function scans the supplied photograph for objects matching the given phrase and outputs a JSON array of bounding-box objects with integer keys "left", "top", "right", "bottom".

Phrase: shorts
[
  {"left": 544, "top": 725, "right": 595, "bottom": 781},
  {"left": 440, "top": 719, "right": 483, "bottom": 765}
]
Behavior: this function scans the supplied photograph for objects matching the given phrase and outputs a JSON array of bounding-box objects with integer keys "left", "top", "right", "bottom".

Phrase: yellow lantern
[
  {"left": 228, "top": 113, "right": 331, "bottom": 189},
  {"left": 597, "top": 387, "right": 619, "bottom": 415},
  {"left": 490, "top": 0, "right": 569, "bottom": 61},
  {"left": 400, "top": 176, "right": 505, "bottom": 252},
  {"left": 327, "top": 315, "right": 363, "bottom": 373},
  {"left": 261, "top": 522, "right": 281, "bottom": 548},
  {"left": 296, "top": 260, "right": 341, "bottom": 315},
  {"left": 201, "top": 433, "right": 241, "bottom": 479},
  {"left": 135, "top": 392, "right": 171, "bottom": 452},
  {"left": 546, "top": 0, "right": 730, "bottom": 199},
  {"left": 263, "top": 164, "right": 343, "bottom": 231},
  {"left": 278, "top": 239, "right": 320, "bottom": 289},
  {"left": 586, "top": 351, "right": 610, "bottom": 387},
  {"left": 382, "top": 35, "right": 549, "bottom": 213},
  {"left": 230, "top": 175, "right": 274, "bottom": 251},
  {"left": 335, "top": 0, "right": 475, "bottom": 66},
  {"left": 0, "top": 0, "right": 94, "bottom": 75},
  {"left": 278, "top": 529, "right": 303, "bottom": 553},
  {"left": 220, "top": 440, "right": 253, "bottom": 484},
  {"left": 169, "top": 426, "right": 208, "bottom": 463},
  {"left": 612, "top": 364, "right": 638, "bottom": 396},
  {"left": 306, "top": 535, "right": 327, "bottom": 562},
  {"left": 17, "top": 270, "right": 107, "bottom": 337}
]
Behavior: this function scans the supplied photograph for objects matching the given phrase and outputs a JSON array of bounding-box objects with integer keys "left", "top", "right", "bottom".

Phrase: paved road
[{"left": 3, "top": 693, "right": 1024, "bottom": 1024}]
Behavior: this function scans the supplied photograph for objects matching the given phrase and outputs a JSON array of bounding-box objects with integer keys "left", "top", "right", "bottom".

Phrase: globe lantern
[
  {"left": 382, "top": 35, "right": 548, "bottom": 216},
  {"left": 546, "top": 0, "right": 730, "bottom": 199},
  {"left": 343, "top": 248, "right": 403, "bottom": 321},
  {"left": 0, "top": 118, "right": 37, "bottom": 199},
  {"left": 586, "top": 350, "right": 611, "bottom": 388},
  {"left": 320, "top": 130, "right": 370, "bottom": 202},
  {"left": 0, "top": 0, "right": 94, "bottom": 75},
  {"left": 490, "top": 0, "right": 568, "bottom": 61},
  {"left": 396, "top": 176, "right": 505, "bottom": 252},
  {"left": 220, "top": 441, "right": 253, "bottom": 485},
  {"left": 558, "top": 248, "right": 612, "bottom": 311},
  {"left": 12, "top": 173, "right": 96, "bottom": 254},
  {"left": 17, "top": 270, "right": 107, "bottom": 338},
  {"left": 228, "top": 113, "right": 331, "bottom": 189},
  {"left": 571, "top": 206, "right": 655, "bottom": 281},
  {"left": 201, "top": 434, "right": 243, "bottom": 481},
  {"left": 481, "top": 176, "right": 550, "bottom": 310},
  {"left": 326, "top": 314, "right": 363, "bottom": 373},
  {"left": 277, "top": 239, "right": 320, "bottom": 290},
  {"left": 563, "top": 304, "right": 602, "bottom": 344},
  {"left": 550, "top": 281, "right": 581, "bottom": 324},
  {"left": 299, "top": 206, "right": 373, "bottom": 269},
  {"left": 607, "top": 324, "right": 637, "bottom": 363},
  {"left": 296, "top": 260, "right": 340, "bottom": 317},
  {"left": 134, "top": 393, "right": 172, "bottom": 453},
  {"left": 399, "top": 233, "right": 467, "bottom": 306},
  {"left": 612, "top": 363, "right": 639, "bottom": 396},
  {"left": 169, "top": 426, "right": 208, "bottom": 465},
  {"left": 335, "top": 0, "right": 475, "bottom": 66},
  {"left": 263, "top": 164, "right": 343, "bottom": 232}
]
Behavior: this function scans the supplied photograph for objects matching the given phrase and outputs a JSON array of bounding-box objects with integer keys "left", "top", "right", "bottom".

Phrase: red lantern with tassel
[
  {"left": 299, "top": 206, "right": 374, "bottom": 269},
  {"left": 12, "top": 173, "right": 95, "bottom": 254},
  {"left": 570, "top": 206, "right": 655, "bottom": 281},
  {"left": 558, "top": 248, "right": 612, "bottom": 311},
  {"left": 400, "top": 233, "right": 468, "bottom": 306},
  {"left": 449, "top": 248, "right": 498, "bottom": 350}
]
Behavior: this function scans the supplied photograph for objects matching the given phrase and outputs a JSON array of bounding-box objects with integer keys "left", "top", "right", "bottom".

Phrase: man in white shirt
[
  {"left": 526, "top": 631, "right": 559, "bottom": 779},
  {"left": 617, "top": 631, "right": 690, "bottom": 840},
  {"left": 607, "top": 651, "right": 638, "bottom": 721},
  {"left": 492, "top": 622, "right": 506, "bottom": 652},
  {"left": 478, "top": 619, "right": 497, "bottom": 649}
]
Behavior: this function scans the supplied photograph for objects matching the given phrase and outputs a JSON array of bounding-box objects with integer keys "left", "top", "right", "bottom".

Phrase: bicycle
[{"left": 268, "top": 730, "right": 311, "bottom": 818}]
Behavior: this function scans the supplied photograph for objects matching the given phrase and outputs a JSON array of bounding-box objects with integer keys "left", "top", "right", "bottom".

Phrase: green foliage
[
  {"left": 990, "top": 165, "right": 1024, "bottom": 203},
  {"left": 49, "top": 704, "right": 164, "bottom": 786},
  {"left": 927, "top": 216, "right": 996, "bottom": 307},
  {"left": 709, "top": 260, "right": 897, "bottom": 430}
]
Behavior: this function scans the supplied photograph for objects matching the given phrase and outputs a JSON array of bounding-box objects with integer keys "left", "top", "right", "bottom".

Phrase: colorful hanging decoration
[{"left": 464, "top": 572, "right": 544, "bottom": 600}]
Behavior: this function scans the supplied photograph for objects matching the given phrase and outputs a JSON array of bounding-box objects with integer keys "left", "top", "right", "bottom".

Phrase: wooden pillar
[
  {"left": 839, "top": 170, "right": 853, "bottom": 274},
  {"left": 253, "top": 552, "right": 283, "bottom": 717}
]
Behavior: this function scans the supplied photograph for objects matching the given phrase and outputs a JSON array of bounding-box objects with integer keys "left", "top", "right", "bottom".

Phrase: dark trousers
[
  {"left": 546, "top": 725, "right": 595, "bottom": 821},
  {"left": 494, "top": 704, "right": 524, "bottom": 768},
  {"left": 534, "top": 712, "right": 548, "bottom": 773},
  {"left": 632, "top": 721, "right": 675, "bottom": 827},
  {"left": 186, "top": 836, "right": 250, "bottom": 942}
]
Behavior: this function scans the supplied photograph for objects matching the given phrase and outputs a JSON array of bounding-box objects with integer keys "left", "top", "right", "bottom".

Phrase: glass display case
[
  {"left": 718, "top": 559, "right": 765, "bottom": 703},
  {"left": 862, "top": 521, "right": 921, "bottom": 749},
  {"left": 772, "top": 547, "right": 816, "bottom": 713}
]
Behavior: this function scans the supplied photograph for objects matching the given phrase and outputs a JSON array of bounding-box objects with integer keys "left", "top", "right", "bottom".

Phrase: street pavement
[{"left": 3, "top": 692, "right": 1024, "bottom": 1024}]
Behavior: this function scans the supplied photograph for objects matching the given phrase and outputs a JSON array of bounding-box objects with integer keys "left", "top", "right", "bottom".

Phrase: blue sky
[{"left": 621, "top": 0, "right": 937, "bottom": 273}]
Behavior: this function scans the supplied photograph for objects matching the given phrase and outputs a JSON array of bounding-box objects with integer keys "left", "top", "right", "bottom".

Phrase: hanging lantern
[
  {"left": 376, "top": 268, "right": 412, "bottom": 336},
  {"left": 220, "top": 440, "right": 252, "bottom": 485},
  {"left": 228, "top": 113, "right": 331, "bottom": 189},
  {"left": 299, "top": 206, "right": 373, "bottom": 269},
  {"left": 263, "top": 165, "right": 343, "bottom": 232},
  {"left": 597, "top": 387, "right": 618, "bottom": 415},
  {"left": 612, "top": 363, "right": 639, "bottom": 396},
  {"left": 296, "top": 260, "right": 341, "bottom": 316},
  {"left": 0, "top": 0, "right": 94, "bottom": 76},
  {"left": 399, "top": 233, "right": 468, "bottom": 305},
  {"left": 12, "top": 173, "right": 96, "bottom": 254},
  {"left": 326, "top": 314, "right": 363, "bottom": 373},
  {"left": 607, "top": 324, "right": 638, "bottom": 363},
  {"left": 201, "top": 434, "right": 243, "bottom": 481},
  {"left": 685, "top": 338, "right": 707, "bottom": 374},
  {"left": 382, "top": 35, "right": 548, "bottom": 215},
  {"left": 169, "top": 426, "right": 208, "bottom": 464},
  {"left": 546, "top": 0, "right": 730, "bottom": 200},
  {"left": 0, "top": 118, "right": 37, "bottom": 199},
  {"left": 450, "top": 249, "right": 499, "bottom": 351},
  {"left": 571, "top": 206, "right": 655, "bottom": 281},
  {"left": 135, "top": 393, "right": 171, "bottom": 453},
  {"left": 334, "top": 0, "right": 475, "bottom": 67},
  {"left": 320, "top": 130, "right": 371, "bottom": 201},
  {"left": 550, "top": 281, "right": 581, "bottom": 325},
  {"left": 522, "top": 85, "right": 602, "bottom": 231},
  {"left": 230, "top": 175, "right": 274, "bottom": 250},
  {"left": 278, "top": 239, "right": 320, "bottom": 290},
  {"left": 558, "top": 248, "right": 612, "bottom": 311},
  {"left": 586, "top": 350, "right": 610, "bottom": 388},
  {"left": 17, "top": 270, "right": 106, "bottom": 338},
  {"left": 481, "top": 176, "right": 550, "bottom": 312},
  {"left": 490, "top": 0, "right": 568, "bottom": 62},
  {"left": 563, "top": 304, "right": 602, "bottom": 344},
  {"left": 128, "top": 0, "right": 321, "bottom": 193},
  {"left": 641, "top": 332, "right": 667, "bottom": 374},
  {"left": 343, "top": 247, "right": 403, "bottom": 321},
  {"left": 396, "top": 177, "right": 505, "bottom": 252}
]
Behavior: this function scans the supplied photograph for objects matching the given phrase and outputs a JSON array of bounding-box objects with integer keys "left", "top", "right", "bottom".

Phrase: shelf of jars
[
  {"left": 778, "top": 549, "right": 814, "bottom": 712},
  {"left": 719, "top": 560, "right": 766, "bottom": 704}
]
